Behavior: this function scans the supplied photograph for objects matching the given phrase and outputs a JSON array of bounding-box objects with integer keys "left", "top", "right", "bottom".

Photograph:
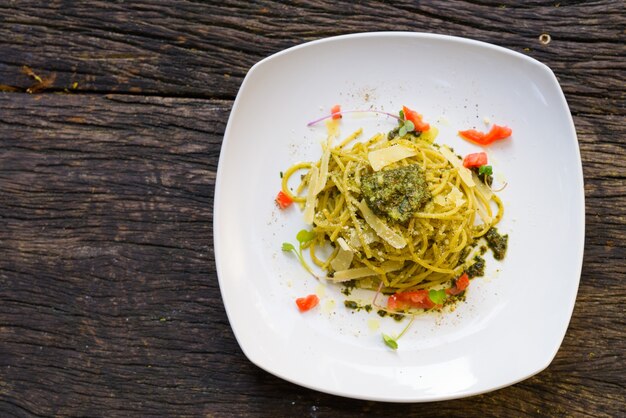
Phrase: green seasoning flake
[
  {"left": 344, "top": 300, "right": 358, "bottom": 310},
  {"left": 391, "top": 313, "right": 404, "bottom": 321},
  {"left": 360, "top": 164, "right": 431, "bottom": 223},
  {"left": 465, "top": 255, "right": 485, "bottom": 278},
  {"left": 341, "top": 279, "right": 356, "bottom": 296},
  {"left": 484, "top": 227, "right": 508, "bottom": 260},
  {"left": 343, "top": 300, "right": 374, "bottom": 312}
]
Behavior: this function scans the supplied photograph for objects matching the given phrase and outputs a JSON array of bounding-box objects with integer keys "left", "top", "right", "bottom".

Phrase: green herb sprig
[
  {"left": 382, "top": 315, "right": 417, "bottom": 350},
  {"left": 396, "top": 109, "right": 416, "bottom": 137},
  {"left": 478, "top": 165, "right": 493, "bottom": 176},
  {"left": 428, "top": 289, "right": 447, "bottom": 305},
  {"left": 282, "top": 229, "right": 318, "bottom": 279},
  {"left": 381, "top": 289, "right": 450, "bottom": 350}
]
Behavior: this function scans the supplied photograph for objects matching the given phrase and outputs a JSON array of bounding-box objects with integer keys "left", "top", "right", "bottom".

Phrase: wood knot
[{"left": 539, "top": 33, "right": 551, "bottom": 45}]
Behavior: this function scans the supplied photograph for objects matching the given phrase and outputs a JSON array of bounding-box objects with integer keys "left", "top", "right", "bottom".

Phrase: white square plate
[{"left": 214, "top": 32, "right": 584, "bottom": 402}]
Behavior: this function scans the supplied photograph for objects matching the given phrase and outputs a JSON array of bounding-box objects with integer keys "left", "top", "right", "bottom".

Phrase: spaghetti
[{"left": 282, "top": 120, "right": 504, "bottom": 295}]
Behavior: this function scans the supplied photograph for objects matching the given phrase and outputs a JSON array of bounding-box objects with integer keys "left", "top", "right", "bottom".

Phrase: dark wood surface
[{"left": 1, "top": 1, "right": 624, "bottom": 417}]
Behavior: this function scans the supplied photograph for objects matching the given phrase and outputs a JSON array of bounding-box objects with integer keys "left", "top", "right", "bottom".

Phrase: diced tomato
[
  {"left": 463, "top": 152, "right": 488, "bottom": 168},
  {"left": 458, "top": 129, "right": 485, "bottom": 144},
  {"left": 387, "top": 289, "right": 435, "bottom": 311},
  {"left": 402, "top": 106, "right": 430, "bottom": 132},
  {"left": 459, "top": 124, "right": 512, "bottom": 146},
  {"left": 486, "top": 125, "right": 512, "bottom": 142},
  {"left": 275, "top": 191, "right": 293, "bottom": 209},
  {"left": 295, "top": 294, "right": 319, "bottom": 312},
  {"left": 331, "top": 104, "right": 342, "bottom": 120},
  {"left": 446, "top": 273, "right": 470, "bottom": 296}
]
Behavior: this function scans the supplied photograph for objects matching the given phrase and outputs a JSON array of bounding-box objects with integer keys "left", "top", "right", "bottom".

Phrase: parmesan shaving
[
  {"left": 476, "top": 201, "right": 493, "bottom": 224},
  {"left": 336, "top": 237, "right": 351, "bottom": 251},
  {"left": 472, "top": 172, "right": 494, "bottom": 200},
  {"left": 330, "top": 247, "right": 353, "bottom": 271},
  {"left": 330, "top": 260, "right": 404, "bottom": 282},
  {"left": 315, "top": 138, "right": 331, "bottom": 194},
  {"left": 448, "top": 184, "right": 465, "bottom": 207},
  {"left": 434, "top": 185, "right": 465, "bottom": 207},
  {"left": 440, "top": 146, "right": 475, "bottom": 188},
  {"left": 368, "top": 144, "right": 417, "bottom": 171},
  {"left": 357, "top": 200, "right": 407, "bottom": 249},
  {"left": 348, "top": 228, "right": 377, "bottom": 248},
  {"left": 303, "top": 165, "right": 319, "bottom": 224},
  {"left": 434, "top": 194, "right": 447, "bottom": 206}
]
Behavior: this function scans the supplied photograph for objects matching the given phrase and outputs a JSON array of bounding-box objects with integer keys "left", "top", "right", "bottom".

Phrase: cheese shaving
[
  {"left": 315, "top": 138, "right": 331, "bottom": 194},
  {"left": 440, "top": 146, "right": 475, "bottom": 188},
  {"left": 357, "top": 200, "right": 407, "bottom": 249},
  {"left": 330, "top": 260, "right": 404, "bottom": 282},
  {"left": 336, "top": 237, "right": 351, "bottom": 251},
  {"left": 330, "top": 247, "right": 353, "bottom": 271},
  {"left": 303, "top": 165, "right": 319, "bottom": 224},
  {"left": 368, "top": 144, "right": 417, "bottom": 171}
]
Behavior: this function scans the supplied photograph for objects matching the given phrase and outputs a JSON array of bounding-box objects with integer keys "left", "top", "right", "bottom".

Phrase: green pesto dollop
[
  {"left": 485, "top": 227, "right": 508, "bottom": 260},
  {"left": 360, "top": 164, "right": 431, "bottom": 224}
]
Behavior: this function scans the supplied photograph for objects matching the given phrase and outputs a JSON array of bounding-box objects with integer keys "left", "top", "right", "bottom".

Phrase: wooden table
[{"left": 1, "top": 1, "right": 624, "bottom": 416}]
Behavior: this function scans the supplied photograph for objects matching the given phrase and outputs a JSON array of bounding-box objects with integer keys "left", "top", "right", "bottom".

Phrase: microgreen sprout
[
  {"left": 379, "top": 286, "right": 451, "bottom": 350},
  {"left": 428, "top": 289, "right": 447, "bottom": 305},
  {"left": 479, "top": 165, "right": 493, "bottom": 176},
  {"left": 306, "top": 110, "right": 400, "bottom": 127},
  {"left": 398, "top": 119, "right": 415, "bottom": 137},
  {"left": 282, "top": 229, "right": 319, "bottom": 279},
  {"left": 382, "top": 333, "right": 398, "bottom": 350},
  {"left": 382, "top": 315, "right": 417, "bottom": 350}
]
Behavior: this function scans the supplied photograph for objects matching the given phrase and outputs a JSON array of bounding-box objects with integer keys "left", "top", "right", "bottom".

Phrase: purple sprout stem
[{"left": 306, "top": 110, "right": 401, "bottom": 127}]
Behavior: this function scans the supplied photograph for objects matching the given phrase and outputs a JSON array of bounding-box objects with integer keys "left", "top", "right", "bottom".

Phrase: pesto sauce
[
  {"left": 344, "top": 300, "right": 358, "bottom": 310},
  {"left": 341, "top": 279, "right": 356, "bottom": 296},
  {"left": 344, "top": 300, "right": 372, "bottom": 312},
  {"left": 485, "top": 227, "right": 508, "bottom": 260},
  {"left": 360, "top": 164, "right": 431, "bottom": 224},
  {"left": 391, "top": 313, "right": 404, "bottom": 321},
  {"left": 465, "top": 255, "right": 485, "bottom": 278},
  {"left": 376, "top": 309, "right": 403, "bottom": 321}
]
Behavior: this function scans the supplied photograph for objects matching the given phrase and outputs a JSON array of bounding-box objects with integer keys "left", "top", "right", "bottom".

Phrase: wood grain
[
  {"left": 1, "top": 1, "right": 624, "bottom": 114},
  {"left": 0, "top": 0, "right": 624, "bottom": 417}
]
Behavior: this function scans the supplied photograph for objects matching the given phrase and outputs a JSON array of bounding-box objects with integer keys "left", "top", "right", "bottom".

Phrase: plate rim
[{"left": 214, "top": 31, "right": 585, "bottom": 402}]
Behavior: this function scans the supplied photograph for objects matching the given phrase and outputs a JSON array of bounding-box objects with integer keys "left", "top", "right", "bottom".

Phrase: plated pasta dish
[{"left": 277, "top": 105, "right": 510, "bottom": 347}]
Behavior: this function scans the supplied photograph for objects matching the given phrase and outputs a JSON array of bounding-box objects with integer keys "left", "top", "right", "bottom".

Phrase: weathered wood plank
[
  {"left": 0, "top": 94, "right": 227, "bottom": 416},
  {"left": 0, "top": 1, "right": 624, "bottom": 115},
  {"left": 0, "top": 93, "right": 624, "bottom": 416},
  {"left": 0, "top": 0, "right": 624, "bottom": 416}
]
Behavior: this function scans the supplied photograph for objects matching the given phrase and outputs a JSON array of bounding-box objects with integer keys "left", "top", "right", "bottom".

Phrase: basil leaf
[
  {"left": 428, "top": 289, "right": 447, "bottom": 305},
  {"left": 479, "top": 165, "right": 493, "bottom": 176}
]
